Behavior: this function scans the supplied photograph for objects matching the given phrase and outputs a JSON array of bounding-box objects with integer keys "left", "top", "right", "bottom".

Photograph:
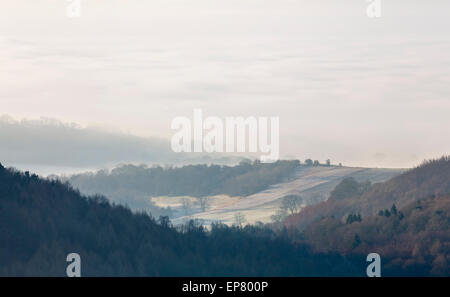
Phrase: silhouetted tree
[
  {"left": 196, "top": 196, "right": 210, "bottom": 212},
  {"left": 233, "top": 212, "right": 247, "bottom": 228},
  {"left": 281, "top": 195, "right": 302, "bottom": 215},
  {"left": 391, "top": 204, "right": 398, "bottom": 216},
  {"left": 352, "top": 234, "right": 361, "bottom": 249}
]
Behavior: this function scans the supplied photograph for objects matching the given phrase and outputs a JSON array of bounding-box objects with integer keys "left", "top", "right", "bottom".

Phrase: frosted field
[{"left": 152, "top": 166, "right": 402, "bottom": 226}]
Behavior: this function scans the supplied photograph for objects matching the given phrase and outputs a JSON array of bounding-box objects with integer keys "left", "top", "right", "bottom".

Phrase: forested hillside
[
  {"left": 0, "top": 162, "right": 359, "bottom": 276},
  {"left": 1, "top": 159, "right": 448, "bottom": 276},
  {"left": 286, "top": 156, "right": 450, "bottom": 230},
  {"left": 67, "top": 160, "right": 300, "bottom": 207},
  {"left": 281, "top": 157, "right": 450, "bottom": 276},
  {"left": 296, "top": 194, "right": 450, "bottom": 276}
]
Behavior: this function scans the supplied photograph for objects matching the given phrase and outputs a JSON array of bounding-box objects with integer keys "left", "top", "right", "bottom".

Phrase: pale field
[{"left": 151, "top": 166, "right": 402, "bottom": 226}]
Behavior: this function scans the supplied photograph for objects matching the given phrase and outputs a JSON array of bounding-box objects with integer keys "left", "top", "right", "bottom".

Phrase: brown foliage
[
  {"left": 297, "top": 194, "right": 450, "bottom": 275},
  {"left": 286, "top": 156, "right": 450, "bottom": 230}
]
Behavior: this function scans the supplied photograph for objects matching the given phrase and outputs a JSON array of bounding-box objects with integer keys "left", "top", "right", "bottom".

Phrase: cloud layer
[
  {"left": 0, "top": 116, "right": 172, "bottom": 173},
  {"left": 0, "top": 1, "right": 449, "bottom": 169}
]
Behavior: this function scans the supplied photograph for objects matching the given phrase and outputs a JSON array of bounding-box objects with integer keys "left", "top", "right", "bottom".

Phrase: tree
[
  {"left": 346, "top": 214, "right": 354, "bottom": 224},
  {"left": 158, "top": 216, "right": 172, "bottom": 228},
  {"left": 326, "top": 159, "right": 331, "bottom": 166},
  {"left": 329, "top": 177, "right": 360, "bottom": 200},
  {"left": 313, "top": 160, "right": 320, "bottom": 166},
  {"left": 346, "top": 213, "right": 362, "bottom": 224},
  {"left": 182, "top": 198, "right": 192, "bottom": 216},
  {"left": 233, "top": 212, "right": 247, "bottom": 228},
  {"left": 271, "top": 209, "right": 288, "bottom": 223},
  {"left": 357, "top": 213, "right": 362, "bottom": 222},
  {"left": 352, "top": 234, "right": 361, "bottom": 249},
  {"left": 416, "top": 200, "right": 423, "bottom": 210},
  {"left": 281, "top": 195, "right": 302, "bottom": 215},
  {"left": 196, "top": 196, "right": 210, "bottom": 212},
  {"left": 391, "top": 204, "right": 398, "bottom": 216},
  {"left": 304, "top": 159, "right": 313, "bottom": 166}
]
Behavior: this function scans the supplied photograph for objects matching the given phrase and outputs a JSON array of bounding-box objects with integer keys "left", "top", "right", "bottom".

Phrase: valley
[{"left": 154, "top": 165, "right": 402, "bottom": 225}]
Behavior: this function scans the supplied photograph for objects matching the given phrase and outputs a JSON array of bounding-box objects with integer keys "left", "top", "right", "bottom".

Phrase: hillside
[
  {"left": 0, "top": 162, "right": 360, "bottom": 276},
  {"left": 67, "top": 160, "right": 300, "bottom": 205},
  {"left": 0, "top": 160, "right": 447, "bottom": 276},
  {"left": 286, "top": 156, "right": 450, "bottom": 230},
  {"left": 299, "top": 194, "right": 450, "bottom": 276},
  {"left": 169, "top": 165, "right": 401, "bottom": 225},
  {"left": 67, "top": 161, "right": 401, "bottom": 224}
]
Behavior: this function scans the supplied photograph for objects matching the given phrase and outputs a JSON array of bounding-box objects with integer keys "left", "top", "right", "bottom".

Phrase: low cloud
[
  {"left": 0, "top": 115, "right": 250, "bottom": 175},
  {"left": 0, "top": 115, "right": 173, "bottom": 170}
]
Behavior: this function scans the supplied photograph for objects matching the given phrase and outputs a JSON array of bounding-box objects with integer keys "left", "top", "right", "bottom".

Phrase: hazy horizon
[
  {"left": 0, "top": 115, "right": 430, "bottom": 176},
  {"left": 1, "top": 0, "right": 449, "bottom": 171}
]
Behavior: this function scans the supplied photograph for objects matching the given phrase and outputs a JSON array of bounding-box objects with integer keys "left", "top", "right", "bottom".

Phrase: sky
[{"left": 0, "top": 0, "right": 449, "bottom": 171}]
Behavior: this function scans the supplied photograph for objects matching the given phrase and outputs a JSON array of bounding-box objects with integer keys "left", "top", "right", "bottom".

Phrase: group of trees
[
  {"left": 0, "top": 163, "right": 363, "bottom": 276},
  {"left": 180, "top": 197, "right": 209, "bottom": 217},
  {"left": 286, "top": 156, "right": 450, "bottom": 230},
  {"left": 346, "top": 213, "right": 362, "bottom": 224},
  {"left": 283, "top": 156, "right": 450, "bottom": 276},
  {"left": 378, "top": 204, "right": 404, "bottom": 219},
  {"left": 284, "top": 177, "right": 373, "bottom": 229},
  {"left": 1, "top": 155, "right": 448, "bottom": 276},
  {"left": 66, "top": 158, "right": 342, "bottom": 220},
  {"left": 297, "top": 194, "right": 449, "bottom": 276},
  {"left": 329, "top": 177, "right": 372, "bottom": 201},
  {"left": 67, "top": 160, "right": 301, "bottom": 212},
  {"left": 271, "top": 195, "right": 303, "bottom": 223},
  {"left": 66, "top": 158, "right": 340, "bottom": 219},
  {"left": 303, "top": 159, "right": 334, "bottom": 167}
]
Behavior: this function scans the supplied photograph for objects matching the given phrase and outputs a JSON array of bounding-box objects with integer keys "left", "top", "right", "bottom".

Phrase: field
[{"left": 151, "top": 166, "right": 402, "bottom": 225}]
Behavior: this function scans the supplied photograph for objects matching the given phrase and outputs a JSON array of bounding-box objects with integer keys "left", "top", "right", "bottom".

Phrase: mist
[
  {"left": 1, "top": 0, "right": 449, "bottom": 169},
  {"left": 0, "top": 115, "right": 174, "bottom": 174}
]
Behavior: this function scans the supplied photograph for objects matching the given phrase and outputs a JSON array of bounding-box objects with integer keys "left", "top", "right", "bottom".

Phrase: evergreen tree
[
  {"left": 352, "top": 234, "right": 361, "bottom": 249},
  {"left": 391, "top": 204, "right": 398, "bottom": 216}
]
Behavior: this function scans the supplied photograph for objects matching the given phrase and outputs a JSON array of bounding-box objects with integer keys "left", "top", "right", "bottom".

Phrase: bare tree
[
  {"left": 280, "top": 195, "right": 302, "bottom": 215},
  {"left": 181, "top": 198, "right": 192, "bottom": 216},
  {"left": 270, "top": 209, "right": 288, "bottom": 223},
  {"left": 233, "top": 212, "right": 247, "bottom": 228},
  {"left": 196, "top": 196, "right": 210, "bottom": 212}
]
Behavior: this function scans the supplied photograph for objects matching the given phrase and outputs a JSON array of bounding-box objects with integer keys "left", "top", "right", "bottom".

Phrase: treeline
[
  {"left": 67, "top": 160, "right": 300, "bottom": 204},
  {"left": 0, "top": 162, "right": 360, "bottom": 276}
]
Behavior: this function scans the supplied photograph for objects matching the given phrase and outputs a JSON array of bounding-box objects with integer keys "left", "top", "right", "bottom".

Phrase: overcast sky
[{"left": 1, "top": 0, "right": 449, "bottom": 170}]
